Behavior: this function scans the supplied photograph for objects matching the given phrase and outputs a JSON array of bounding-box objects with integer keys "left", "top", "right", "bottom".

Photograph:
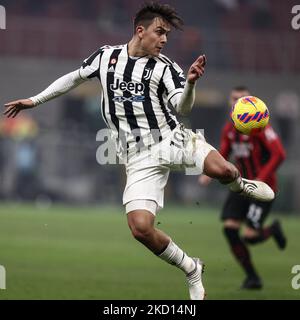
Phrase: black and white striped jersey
[{"left": 79, "top": 44, "right": 186, "bottom": 154}]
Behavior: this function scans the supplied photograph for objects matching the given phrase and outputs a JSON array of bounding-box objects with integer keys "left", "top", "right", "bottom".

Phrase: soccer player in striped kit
[
  {"left": 199, "top": 86, "right": 286, "bottom": 289},
  {"left": 4, "top": 3, "right": 275, "bottom": 299}
]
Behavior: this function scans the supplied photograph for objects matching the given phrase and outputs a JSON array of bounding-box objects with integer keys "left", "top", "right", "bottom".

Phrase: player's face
[
  {"left": 138, "top": 18, "right": 171, "bottom": 57},
  {"left": 229, "top": 90, "right": 250, "bottom": 107}
]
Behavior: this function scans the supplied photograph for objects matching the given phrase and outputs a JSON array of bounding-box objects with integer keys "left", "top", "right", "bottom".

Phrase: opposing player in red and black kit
[{"left": 199, "top": 86, "right": 287, "bottom": 289}]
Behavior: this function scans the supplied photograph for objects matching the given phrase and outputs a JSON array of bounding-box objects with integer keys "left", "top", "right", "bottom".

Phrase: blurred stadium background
[{"left": 0, "top": 0, "right": 299, "bottom": 299}]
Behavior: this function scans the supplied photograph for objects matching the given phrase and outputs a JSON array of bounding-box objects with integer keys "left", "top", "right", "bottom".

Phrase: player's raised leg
[
  {"left": 203, "top": 150, "right": 275, "bottom": 202},
  {"left": 127, "top": 204, "right": 205, "bottom": 300}
]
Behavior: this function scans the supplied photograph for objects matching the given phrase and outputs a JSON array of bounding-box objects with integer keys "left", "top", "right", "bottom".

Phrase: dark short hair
[
  {"left": 232, "top": 85, "right": 249, "bottom": 92},
  {"left": 134, "top": 2, "right": 184, "bottom": 31}
]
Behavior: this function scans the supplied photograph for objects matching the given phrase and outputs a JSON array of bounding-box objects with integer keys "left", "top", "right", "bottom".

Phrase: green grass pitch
[{"left": 0, "top": 203, "right": 299, "bottom": 300}]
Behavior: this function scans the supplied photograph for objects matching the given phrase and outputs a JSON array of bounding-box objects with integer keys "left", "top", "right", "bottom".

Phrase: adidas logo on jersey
[{"left": 108, "top": 66, "right": 115, "bottom": 73}]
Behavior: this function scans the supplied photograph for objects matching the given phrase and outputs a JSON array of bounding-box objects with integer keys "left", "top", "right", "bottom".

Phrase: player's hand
[
  {"left": 198, "top": 174, "right": 212, "bottom": 186},
  {"left": 187, "top": 54, "right": 206, "bottom": 84},
  {"left": 3, "top": 99, "right": 35, "bottom": 118}
]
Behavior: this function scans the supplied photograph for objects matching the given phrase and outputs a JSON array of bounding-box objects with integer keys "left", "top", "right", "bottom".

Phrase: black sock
[
  {"left": 223, "top": 227, "right": 258, "bottom": 278},
  {"left": 244, "top": 226, "right": 273, "bottom": 245}
]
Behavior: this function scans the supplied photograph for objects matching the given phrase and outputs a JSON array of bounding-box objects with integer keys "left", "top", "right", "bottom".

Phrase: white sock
[
  {"left": 158, "top": 240, "right": 196, "bottom": 274},
  {"left": 227, "top": 175, "right": 244, "bottom": 192}
]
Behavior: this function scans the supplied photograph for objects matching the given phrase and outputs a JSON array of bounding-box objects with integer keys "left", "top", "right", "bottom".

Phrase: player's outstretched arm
[
  {"left": 176, "top": 55, "right": 206, "bottom": 115},
  {"left": 4, "top": 99, "right": 35, "bottom": 118},
  {"left": 3, "top": 70, "right": 86, "bottom": 118}
]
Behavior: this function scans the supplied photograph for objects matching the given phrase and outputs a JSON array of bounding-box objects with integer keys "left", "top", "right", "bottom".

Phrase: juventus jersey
[{"left": 79, "top": 44, "right": 186, "bottom": 154}]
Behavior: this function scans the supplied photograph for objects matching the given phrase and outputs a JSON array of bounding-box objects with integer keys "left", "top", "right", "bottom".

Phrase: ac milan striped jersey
[
  {"left": 79, "top": 44, "right": 186, "bottom": 154},
  {"left": 220, "top": 122, "right": 286, "bottom": 192}
]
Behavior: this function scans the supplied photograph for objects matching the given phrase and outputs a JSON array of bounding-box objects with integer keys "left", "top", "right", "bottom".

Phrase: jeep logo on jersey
[{"left": 110, "top": 79, "right": 145, "bottom": 94}]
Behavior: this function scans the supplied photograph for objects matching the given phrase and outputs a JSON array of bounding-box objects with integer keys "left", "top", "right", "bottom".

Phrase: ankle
[
  {"left": 227, "top": 176, "right": 244, "bottom": 192},
  {"left": 158, "top": 240, "right": 196, "bottom": 274}
]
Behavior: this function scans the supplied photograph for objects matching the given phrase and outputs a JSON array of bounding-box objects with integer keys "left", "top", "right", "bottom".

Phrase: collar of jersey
[{"left": 126, "top": 43, "right": 151, "bottom": 60}]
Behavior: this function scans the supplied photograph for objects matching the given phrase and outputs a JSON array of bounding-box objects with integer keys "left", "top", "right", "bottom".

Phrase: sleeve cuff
[
  {"left": 29, "top": 97, "right": 39, "bottom": 106},
  {"left": 167, "top": 88, "right": 184, "bottom": 107}
]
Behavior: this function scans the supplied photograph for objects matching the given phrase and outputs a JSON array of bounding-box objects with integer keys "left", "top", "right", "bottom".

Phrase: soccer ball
[{"left": 230, "top": 96, "right": 270, "bottom": 135}]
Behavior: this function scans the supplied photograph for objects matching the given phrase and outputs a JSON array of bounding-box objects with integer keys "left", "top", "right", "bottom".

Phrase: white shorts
[
  {"left": 123, "top": 125, "right": 215, "bottom": 213},
  {"left": 125, "top": 199, "right": 158, "bottom": 216}
]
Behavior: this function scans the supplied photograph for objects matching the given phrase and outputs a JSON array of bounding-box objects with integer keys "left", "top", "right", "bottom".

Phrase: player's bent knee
[
  {"left": 243, "top": 227, "right": 259, "bottom": 238},
  {"left": 224, "top": 219, "right": 241, "bottom": 229},
  {"left": 127, "top": 210, "right": 155, "bottom": 241},
  {"left": 130, "top": 224, "right": 153, "bottom": 242}
]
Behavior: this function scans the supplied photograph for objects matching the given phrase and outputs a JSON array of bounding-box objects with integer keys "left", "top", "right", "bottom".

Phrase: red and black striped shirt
[{"left": 220, "top": 122, "right": 286, "bottom": 192}]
